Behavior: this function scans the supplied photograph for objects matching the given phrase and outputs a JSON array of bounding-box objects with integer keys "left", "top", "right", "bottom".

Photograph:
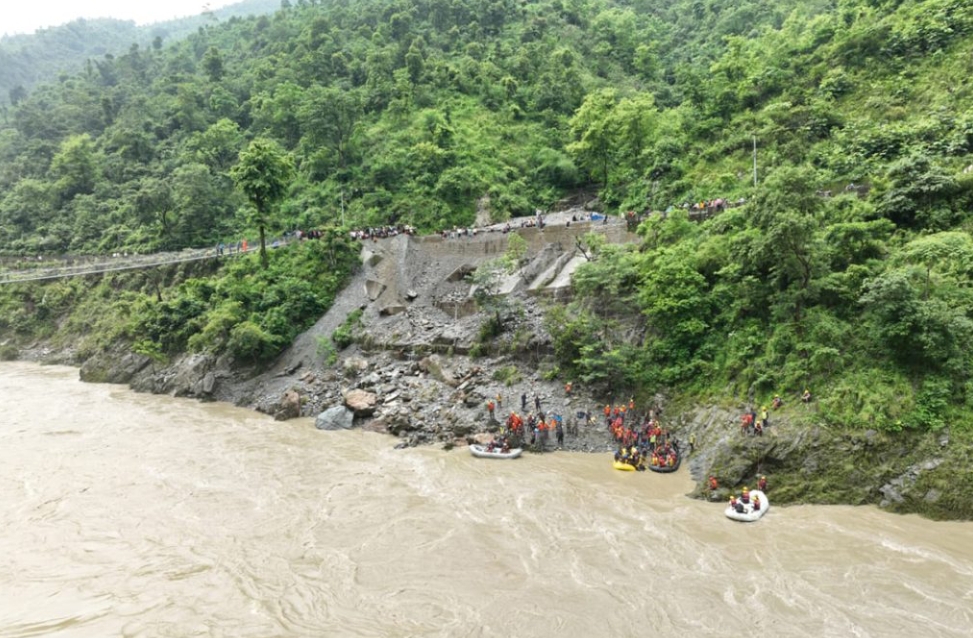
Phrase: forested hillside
[
  {"left": 0, "top": 0, "right": 280, "bottom": 107},
  {"left": 2, "top": 0, "right": 973, "bottom": 432}
]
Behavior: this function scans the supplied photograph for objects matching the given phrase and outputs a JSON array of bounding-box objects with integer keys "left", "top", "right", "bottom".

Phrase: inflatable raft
[
  {"left": 724, "top": 490, "right": 769, "bottom": 522},
  {"left": 612, "top": 460, "right": 637, "bottom": 471},
  {"left": 648, "top": 451, "right": 681, "bottom": 473},
  {"left": 469, "top": 444, "right": 522, "bottom": 459}
]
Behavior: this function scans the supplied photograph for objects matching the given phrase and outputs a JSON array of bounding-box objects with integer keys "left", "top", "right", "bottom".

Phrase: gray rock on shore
[{"left": 315, "top": 406, "right": 355, "bottom": 430}]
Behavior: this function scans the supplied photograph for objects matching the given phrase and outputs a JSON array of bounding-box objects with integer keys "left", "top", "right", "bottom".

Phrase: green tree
[
  {"left": 50, "top": 134, "right": 99, "bottom": 201},
  {"left": 230, "top": 139, "right": 294, "bottom": 269},
  {"left": 186, "top": 118, "right": 244, "bottom": 172},
  {"left": 202, "top": 46, "right": 226, "bottom": 82},
  {"left": 567, "top": 88, "right": 617, "bottom": 185}
]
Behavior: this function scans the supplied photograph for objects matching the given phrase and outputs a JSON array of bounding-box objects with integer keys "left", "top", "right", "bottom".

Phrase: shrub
[
  {"left": 332, "top": 309, "right": 363, "bottom": 350},
  {"left": 492, "top": 365, "right": 523, "bottom": 386},
  {"left": 228, "top": 321, "right": 279, "bottom": 362}
]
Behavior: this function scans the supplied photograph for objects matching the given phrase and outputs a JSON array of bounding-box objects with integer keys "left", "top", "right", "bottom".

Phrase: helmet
[
  {"left": 743, "top": 486, "right": 749, "bottom": 491},
  {"left": 760, "top": 475, "right": 766, "bottom": 479}
]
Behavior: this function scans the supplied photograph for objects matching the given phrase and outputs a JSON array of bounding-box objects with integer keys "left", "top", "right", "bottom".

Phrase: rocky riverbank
[
  {"left": 673, "top": 403, "right": 972, "bottom": 520},
  {"left": 8, "top": 209, "right": 973, "bottom": 520},
  {"left": 16, "top": 315, "right": 973, "bottom": 520}
]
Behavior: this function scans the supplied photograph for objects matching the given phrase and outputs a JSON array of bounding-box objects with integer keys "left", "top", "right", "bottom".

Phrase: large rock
[
  {"left": 200, "top": 372, "right": 216, "bottom": 395},
  {"left": 449, "top": 420, "right": 475, "bottom": 437},
  {"left": 274, "top": 390, "right": 302, "bottom": 421},
  {"left": 380, "top": 303, "right": 407, "bottom": 316},
  {"left": 360, "top": 372, "right": 382, "bottom": 387},
  {"left": 376, "top": 405, "right": 415, "bottom": 435},
  {"left": 315, "top": 406, "right": 355, "bottom": 430},
  {"left": 361, "top": 247, "right": 383, "bottom": 267},
  {"left": 365, "top": 279, "right": 386, "bottom": 300},
  {"left": 344, "top": 389, "right": 378, "bottom": 416},
  {"left": 418, "top": 354, "right": 457, "bottom": 387},
  {"left": 165, "top": 353, "right": 217, "bottom": 397},
  {"left": 80, "top": 350, "right": 153, "bottom": 384}
]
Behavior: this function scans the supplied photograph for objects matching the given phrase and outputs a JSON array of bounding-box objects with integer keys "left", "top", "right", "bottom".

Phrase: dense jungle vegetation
[
  {"left": 1, "top": 0, "right": 973, "bottom": 432},
  {"left": 0, "top": 0, "right": 280, "bottom": 103}
]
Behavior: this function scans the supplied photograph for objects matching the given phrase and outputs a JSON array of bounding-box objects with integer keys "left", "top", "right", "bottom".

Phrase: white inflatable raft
[
  {"left": 724, "top": 490, "right": 769, "bottom": 522},
  {"left": 469, "top": 444, "right": 523, "bottom": 459}
]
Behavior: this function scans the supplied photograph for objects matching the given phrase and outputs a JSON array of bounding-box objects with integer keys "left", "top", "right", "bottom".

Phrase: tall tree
[
  {"left": 230, "top": 139, "right": 293, "bottom": 269},
  {"left": 202, "top": 46, "right": 226, "bottom": 82},
  {"left": 567, "top": 88, "right": 618, "bottom": 185}
]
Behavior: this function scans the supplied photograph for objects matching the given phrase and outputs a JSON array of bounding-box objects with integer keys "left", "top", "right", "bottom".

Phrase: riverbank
[
  {"left": 3, "top": 220, "right": 973, "bottom": 520},
  {"left": 675, "top": 401, "right": 973, "bottom": 521},
  {"left": 15, "top": 328, "right": 973, "bottom": 521}
]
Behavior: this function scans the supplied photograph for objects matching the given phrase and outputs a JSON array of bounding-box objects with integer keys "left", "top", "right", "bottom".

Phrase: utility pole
[{"left": 752, "top": 136, "right": 758, "bottom": 187}]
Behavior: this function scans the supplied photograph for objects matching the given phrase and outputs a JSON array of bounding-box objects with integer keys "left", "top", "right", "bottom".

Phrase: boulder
[
  {"left": 166, "top": 353, "right": 216, "bottom": 397},
  {"left": 380, "top": 303, "right": 407, "bottom": 316},
  {"left": 365, "top": 279, "right": 386, "bottom": 300},
  {"left": 315, "top": 406, "right": 355, "bottom": 431},
  {"left": 361, "top": 247, "right": 383, "bottom": 267},
  {"left": 360, "top": 418, "right": 389, "bottom": 434},
  {"left": 449, "top": 420, "right": 475, "bottom": 437},
  {"left": 201, "top": 372, "right": 216, "bottom": 395},
  {"left": 360, "top": 372, "right": 382, "bottom": 387},
  {"left": 344, "top": 389, "right": 378, "bottom": 416},
  {"left": 274, "top": 390, "right": 302, "bottom": 421},
  {"left": 418, "top": 354, "right": 457, "bottom": 386},
  {"left": 379, "top": 405, "right": 415, "bottom": 435},
  {"left": 80, "top": 350, "right": 153, "bottom": 384}
]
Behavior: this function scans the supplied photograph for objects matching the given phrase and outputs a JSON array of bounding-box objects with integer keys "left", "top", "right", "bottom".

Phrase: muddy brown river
[{"left": 1, "top": 362, "right": 972, "bottom": 637}]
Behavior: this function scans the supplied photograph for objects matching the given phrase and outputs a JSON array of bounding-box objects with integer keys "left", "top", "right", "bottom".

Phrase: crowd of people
[
  {"left": 484, "top": 386, "right": 575, "bottom": 451},
  {"left": 602, "top": 400, "right": 681, "bottom": 470},
  {"left": 347, "top": 225, "right": 415, "bottom": 240}
]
